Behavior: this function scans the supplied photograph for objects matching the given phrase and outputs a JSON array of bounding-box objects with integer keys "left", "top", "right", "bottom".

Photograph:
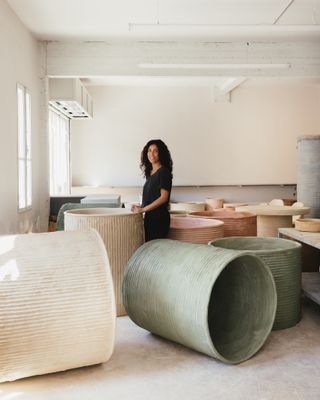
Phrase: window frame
[{"left": 17, "top": 82, "right": 32, "bottom": 212}]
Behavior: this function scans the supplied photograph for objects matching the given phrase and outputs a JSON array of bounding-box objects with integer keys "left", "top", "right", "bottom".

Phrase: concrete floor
[{"left": 1, "top": 298, "right": 320, "bottom": 400}]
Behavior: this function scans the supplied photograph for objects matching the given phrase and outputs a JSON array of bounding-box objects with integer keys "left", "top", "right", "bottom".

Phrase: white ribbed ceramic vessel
[
  {"left": 0, "top": 230, "right": 116, "bottom": 383},
  {"left": 170, "top": 202, "right": 206, "bottom": 213},
  {"left": 297, "top": 135, "right": 320, "bottom": 217},
  {"left": 65, "top": 208, "right": 144, "bottom": 316}
]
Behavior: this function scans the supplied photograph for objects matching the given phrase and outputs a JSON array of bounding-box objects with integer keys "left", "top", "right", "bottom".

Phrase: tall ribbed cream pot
[
  {"left": 123, "top": 239, "right": 277, "bottom": 364},
  {"left": 65, "top": 208, "right": 144, "bottom": 316},
  {"left": 0, "top": 230, "right": 116, "bottom": 382},
  {"left": 297, "top": 135, "right": 320, "bottom": 217}
]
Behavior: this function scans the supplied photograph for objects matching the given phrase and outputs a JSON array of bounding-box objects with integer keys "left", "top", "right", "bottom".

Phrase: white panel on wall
[
  {"left": 70, "top": 79, "right": 320, "bottom": 187},
  {"left": 0, "top": 0, "right": 48, "bottom": 234}
]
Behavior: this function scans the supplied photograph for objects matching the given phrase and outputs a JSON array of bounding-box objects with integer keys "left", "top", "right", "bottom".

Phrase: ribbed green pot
[
  {"left": 209, "top": 237, "right": 302, "bottom": 330},
  {"left": 123, "top": 239, "right": 277, "bottom": 364}
]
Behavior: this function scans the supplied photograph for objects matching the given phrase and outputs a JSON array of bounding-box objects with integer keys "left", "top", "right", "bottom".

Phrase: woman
[{"left": 132, "top": 139, "right": 173, "bottom": 242}]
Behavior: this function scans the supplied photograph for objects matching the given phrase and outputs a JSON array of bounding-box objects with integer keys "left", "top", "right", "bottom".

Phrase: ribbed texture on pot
[
  {"left": 205, "top": 198, "right": 224, "bottom": 210},
  {"left": 64, "top": 208, "right": 144, "bottom": 316},
  {"left": 167, "top": 216, "right": 224, "bottom": 244},
  {"left": 189, "top": 210, "right": 257, "bottom": 237},
  {"left": 170, "top": 202, "right": 205, "bottom": 212},
  {"left": 123, "top": 239, "right": 276, "bottom": 364},
  {"left": 297, "top": 135, "right": 320, "bottom": 217},
  {"left": 0, "top": 230, "right": 116, "bottom": 383},
  {"left": 295, "top": 218, "right": 320, "bottom": 232},
  {"left": 210, "top": 237, "right": 302, "bottom": 330},
  {"left": 56, "top": 202, "right": 120, "bottom": 231}
]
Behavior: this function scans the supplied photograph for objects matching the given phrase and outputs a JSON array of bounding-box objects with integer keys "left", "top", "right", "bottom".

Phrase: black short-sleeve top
[{"left": 142, "top": 166, "right": 172, "bottom": 216}]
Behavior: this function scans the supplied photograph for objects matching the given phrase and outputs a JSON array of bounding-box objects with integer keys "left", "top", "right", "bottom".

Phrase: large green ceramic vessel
[
  {"left": 123, "top": 239, "right": 277, "bottom": 364},
  {"left": 209, "top": 237, "right": 301, "bottom": 330}
]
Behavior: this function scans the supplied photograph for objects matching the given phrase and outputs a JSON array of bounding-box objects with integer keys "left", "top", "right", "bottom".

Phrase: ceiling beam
[{"left": 45, "top": 40, "right": 320, "bottom": 78}]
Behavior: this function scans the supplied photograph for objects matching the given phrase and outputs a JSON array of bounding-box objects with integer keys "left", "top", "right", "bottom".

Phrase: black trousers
[{"left": 144, "top": 211, "right": 170, "bottom": 242}]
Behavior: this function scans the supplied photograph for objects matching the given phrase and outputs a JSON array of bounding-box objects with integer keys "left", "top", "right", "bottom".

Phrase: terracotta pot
[
  {"left": 170, "top": 202, "right": 205, "bottom": 213},
  {"left": 123, "top": 239, "right": 276, "bottom": 364},
  {"left": 210, "top": 236, "right": 302, "bottom": 330},
  {"left": 167, "top": 216, "right": 223, "bottom": 244},
  {"left": 65, "top": 208, "right": 144, "bottom": 316},
  {"left": 189, "top": 210, "right": 257, "bottom": 237},
  {"left": 205, "top": 198, "right": 224, "bottom": 210},
  {"left": 282, "top": 198, "right": 296, "bottom": 206},
  {"left": 0, "top": 230, "right": 116, "bottom": 383}
]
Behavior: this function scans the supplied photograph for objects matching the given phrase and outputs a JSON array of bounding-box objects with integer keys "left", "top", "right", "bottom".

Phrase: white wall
[
  {"left": 71, "top": 79, "right": 320, "bottom": 187},
  {"left": 0, "top": 0, "right": 49, "bottom": 234}
]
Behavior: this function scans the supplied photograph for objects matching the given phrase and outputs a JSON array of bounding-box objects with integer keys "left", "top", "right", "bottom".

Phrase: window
[
  {"left": 17, "top": 83, "right": 32, "bottom": 210},
  {"left": 49, "top": 107, "right": 70, "bottom": 196}
]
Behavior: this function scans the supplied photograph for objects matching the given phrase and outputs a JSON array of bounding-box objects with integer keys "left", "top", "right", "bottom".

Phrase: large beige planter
[
  {"left": 236, "top": 205, "right": 310, "bottom": 237},
  {"left": 170, "top": 202, "right": 205, "bottom": 213},
  {"left": 0, "top": 230, "right": 115, "bottom": 383},
  {"left": 189, "top": 210, "right": 257, "bottom": 237},
  {"left": 65, "top": 208, "right": 144, "bottom": 316},
  {"left": 167, "top": 216, "right": 224, "bottom": 244}
]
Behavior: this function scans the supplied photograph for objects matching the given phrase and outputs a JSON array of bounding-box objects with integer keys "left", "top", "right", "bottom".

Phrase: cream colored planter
[
  {"left": 0, "top": 230, "right": 115, "bottom": 383},
  {"left": 65, "top": 208, "right": 144, "bottom": 316},
  {"left": 295, "top": 218, "right": 320, "bottom": 232},
  {"left": 170, "top": 202, "right": 205, "bottom": 213},
  {"left": 236, "top": 205, "right": 310, "bottom": 237}
]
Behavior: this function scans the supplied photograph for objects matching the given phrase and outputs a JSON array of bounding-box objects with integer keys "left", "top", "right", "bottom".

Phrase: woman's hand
[{"left": 131, "top": 204, "right": 145, "bottom": 213}]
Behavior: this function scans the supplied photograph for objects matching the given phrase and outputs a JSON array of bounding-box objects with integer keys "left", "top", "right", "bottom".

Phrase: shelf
[{"left": 302, "top": 272, "right": 320, "bottom": 305}]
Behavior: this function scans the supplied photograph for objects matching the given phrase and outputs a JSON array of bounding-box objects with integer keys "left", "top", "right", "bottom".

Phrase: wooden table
[{"left": 278, "top": 227, "right": 320, "bottom": 305}]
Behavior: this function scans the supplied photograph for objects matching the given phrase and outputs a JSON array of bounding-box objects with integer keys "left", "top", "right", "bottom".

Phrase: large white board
[{"left": 70, "top": 82, "right": 320, "bottom": 186}]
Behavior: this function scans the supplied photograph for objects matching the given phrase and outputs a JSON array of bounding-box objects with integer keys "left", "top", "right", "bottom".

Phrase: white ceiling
[{"left": 6, "top": 0, "right": 320, "bottom": 42}]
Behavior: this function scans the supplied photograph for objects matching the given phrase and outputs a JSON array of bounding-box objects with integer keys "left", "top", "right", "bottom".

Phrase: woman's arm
[{"left": 133, "top": 189, "right": 170, "bottom": 213}]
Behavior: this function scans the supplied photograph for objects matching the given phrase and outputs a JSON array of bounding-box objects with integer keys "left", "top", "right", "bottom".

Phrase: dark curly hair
[{"left": 140, "top": 139, "right": 173, "bottom": 179}]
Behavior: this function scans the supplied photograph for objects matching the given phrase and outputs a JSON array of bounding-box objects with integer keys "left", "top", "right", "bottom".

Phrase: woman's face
[{"left": 147, "top": 144, "right": 160, "bottom": 165}]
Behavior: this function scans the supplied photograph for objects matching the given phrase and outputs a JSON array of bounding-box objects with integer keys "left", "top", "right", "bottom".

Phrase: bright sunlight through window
[{"left": 49, "top": 107, "right": 70, "bottom": 196}]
